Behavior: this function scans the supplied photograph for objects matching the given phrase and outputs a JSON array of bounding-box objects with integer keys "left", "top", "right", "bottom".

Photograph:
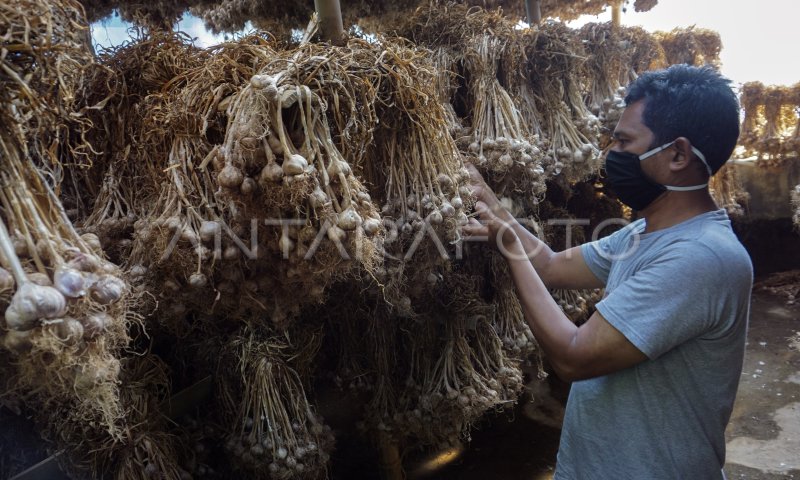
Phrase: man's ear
[{"left": 669, "top": 137, "right": 694, "bottom": 172}]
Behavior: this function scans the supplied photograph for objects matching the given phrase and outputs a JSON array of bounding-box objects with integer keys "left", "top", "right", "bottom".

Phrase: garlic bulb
[
  {"left": 362, "top": 218, "right": 381, "bottom": 236},
  {"left": 240, "top": 177, "right": 257, "bottom": 196},
  {"left": 250, "top": 74, "right": 275, "bottom": 90},
  {"left": 90, "top": 275, "right": 126, "bottom": 305},
  {"left": 327, "top": 225, "right": 346, "bottom": 244},
  {"left": 66, "top": 252, "right": 100, "bottom": 273},
  {"left": 45, "top": 317, "right": 84, "bottom": 345},
  {"left": 188, "top": 273, "right": 208, "bottom": 288},
  {"left": 357, "top": 191, "right": 371, "bottom": 203},
  {"left": 12, "top": 236, "right": 28, "bottom": 257},
  {"left": 5, "top": 283, "right": 67, "bottom": 331},
  {"left": 437, "top": 173, "right": 454, "bottom": 187},
  {"left": 309, "top": 187, "right": 329, "bottom": 208},
  {"left": 81, "top": 312, "right": 111, "bottom": 339},
  {"left": 199, "top": 221, "right": 221, "bottom": 244},
  {"left": 80, "top": 232, "right": 103, "bottom": 253},
  {"left": 337, "top": 209, "right": 362, "bottom": 231},
  {"left": 239, "top": 136, "right": 259, "bottom": 150},
  {"left": 440, "top": 202, "right": 455, "bottom": 218},
  {"left": 129, "top": 265, "right": 147, "bottom": 278},
  {"left": 54, "top": 265, "right": 87, "bottom": 298},
  {"left": 326, "top": 160, "right": 351, "bottom": 178},
  {"left": 218, "top": 165, "right": 244, "bottom": 189},
  {"left": 283, "top": 154, "right": 308, "bottom": 176},
  {"left": 259, "top": 162, "right": 283, "bottom": 183}
]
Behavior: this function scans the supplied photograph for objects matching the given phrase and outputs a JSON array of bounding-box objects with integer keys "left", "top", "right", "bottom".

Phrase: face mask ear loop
[
  {"left": 638, "top": 141, "right": 676, "bottom": 161},
  {"left": 691, "top": 146, "right": 713, "bottom": 177}
]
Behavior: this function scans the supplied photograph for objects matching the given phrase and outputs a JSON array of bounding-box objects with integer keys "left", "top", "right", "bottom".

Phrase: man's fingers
[
  {"left": 474, "top": 200, "right": 491, "bottom": 216},
  {"left": 462, "top": 217, "right": 489, "bottom": 239},
  {"left": 465, "top": 162, "right": 488, "bottom": 190},
  {"left": 463, "top": 217, "right": 486, "bottom": 230},
  {"left": 465, "top": 162, "right": 481, "bottom": 181}
]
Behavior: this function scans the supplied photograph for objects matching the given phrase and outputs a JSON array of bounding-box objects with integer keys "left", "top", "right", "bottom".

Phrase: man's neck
[{"left": 641, "top": 191, "right": 719, "bottom": 233}]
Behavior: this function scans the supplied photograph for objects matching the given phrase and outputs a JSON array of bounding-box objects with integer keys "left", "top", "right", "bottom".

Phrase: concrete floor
[{"left": 725, "top": 284, "right": 800, "bottom": 479}]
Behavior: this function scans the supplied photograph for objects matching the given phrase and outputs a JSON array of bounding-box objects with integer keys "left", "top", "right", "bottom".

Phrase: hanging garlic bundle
[
  {"left": 578, "top": 23, "right": 667, "bottom": 146},
  {"left": 217, "top": 330, "right": 335, "bottom": 480},
  {"left": 358, "top": 308, "right": 408, "bottom": 441},
  {"left": 737, "top": 82, "right": 799, "bottom": 163},
  {"left": 789, "top": 83, "right": 800, "bottom": 154},
  {"left": 459, "top": 34, "right": 548, "bottom": 200},
  {"left": 213, "top": 64, "right": 383, "bottom": 319},
  {"left": 361, "top": 40, "right": 473, "bottom": 298},
  {"left": 394, "top": 4, "right": 548, "bottom": 202},
  {"left": 431, "top": 47, "right": 466, "bottom": 138},
  {"left": 550, "top": 288, "right": 604, "bottom": 324},
  {"left": 0, "top": 124, "right": 131, "bottom": 477},
  {"left": 489, "top": 256, "right": 538, "bottom": 361},
  {"left": 654, "top": 26, "right": 722, "bottom": 69},
  {"left": 760, "top": 88, "right": 787, "bottom": 157},
  {"left": 739, "top": 82, "right": 765, "bottom": 156},
  {"left": 792, "top": 184, "right": 800, "bottom": 230},
  {"left": 709, "top": 164, "right": 747, "bottom": 218},
  {"left": 526, "top": 23, "right": 602, "bottom": 184},
  {"left": 579, "top": 23, "right": 631, "bottom": 142},
  {"left": 117, "top": 35, "right": 383, "bottom": 332},
  {"left": 220, "top": 66, "right": 382, "bottom": 250},
  {"left": 0, "top": 129, "right": 131, "bottom": 432},
  {"left": 353, "top": 269, "right": 523, "bottom": 448},
  {"left": 402, "top": 313, "right": 523, "bottom": 448},
  {"left": 126, "top": 134, "right": 229, "bottom": 326}
]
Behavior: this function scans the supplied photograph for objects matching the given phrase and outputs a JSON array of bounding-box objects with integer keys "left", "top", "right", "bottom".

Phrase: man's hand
[
  {"left": 462, "top": 163, "right": 519, "bottom": 252},
  {"left": 464, "top": 202, "right": 519, "bottom": 252},
  {"left": 464, "top": 163, "right": 509, "bottom": 221}
]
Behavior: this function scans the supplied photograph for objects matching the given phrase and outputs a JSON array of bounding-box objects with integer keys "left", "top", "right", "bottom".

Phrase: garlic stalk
[{"left": 0, "top": 216, "right": 28, "bottom": 287}]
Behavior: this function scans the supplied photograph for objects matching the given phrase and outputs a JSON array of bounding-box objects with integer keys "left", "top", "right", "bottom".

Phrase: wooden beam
[{"left": 314, "top": 0, "right": 345, "bottom": 45}]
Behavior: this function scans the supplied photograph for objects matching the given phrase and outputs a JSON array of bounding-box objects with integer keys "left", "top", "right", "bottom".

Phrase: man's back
[{"left": 554, "top": 209, "right": 752, "bottom": 479}]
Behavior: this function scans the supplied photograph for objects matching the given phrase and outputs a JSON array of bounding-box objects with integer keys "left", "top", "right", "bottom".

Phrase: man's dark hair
[{"left": 625, "top": 64, "right": 740, "bottom": 174}]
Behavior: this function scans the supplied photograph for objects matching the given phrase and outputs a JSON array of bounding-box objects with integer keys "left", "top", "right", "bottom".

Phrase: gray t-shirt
[{"left": 554, "top": 209, "right": 752, "bottom": 480}]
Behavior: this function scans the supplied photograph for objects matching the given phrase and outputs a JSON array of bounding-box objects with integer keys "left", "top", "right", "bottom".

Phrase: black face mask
[{"left": 605, "top": 141, "right": 712, "bottom": 211}]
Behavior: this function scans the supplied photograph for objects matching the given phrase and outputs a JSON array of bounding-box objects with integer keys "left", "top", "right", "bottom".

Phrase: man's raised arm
[{"left": 463, "top": 164, "right": 604, "bottom": 290}]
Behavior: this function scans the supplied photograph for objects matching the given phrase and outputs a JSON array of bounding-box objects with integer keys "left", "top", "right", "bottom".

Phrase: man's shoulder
[{"left": 657, "top": 232, "right": 751, "bottom": 275}]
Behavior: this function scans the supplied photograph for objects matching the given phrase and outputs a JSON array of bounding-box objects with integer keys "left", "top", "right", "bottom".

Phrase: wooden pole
[
  {"left": 378, "top": 432, "right": 404, "bottom": 480},
  {"left": 314, "top": 0, "right": 345, "bottom": 45},
  {"left": 611, "top": 0, "right": 622, "bottom": 31},
  {"left": 525, "top": 0, "right": 542, "bottom": 25}
]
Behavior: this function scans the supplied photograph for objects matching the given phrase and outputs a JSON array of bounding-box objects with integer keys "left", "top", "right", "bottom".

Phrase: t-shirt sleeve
[
  {"left": 593, "top": 241, "right": 722, "bottom": 359},
  {"left": 580, "top": 221, "right": 639, "bottom": 285}
]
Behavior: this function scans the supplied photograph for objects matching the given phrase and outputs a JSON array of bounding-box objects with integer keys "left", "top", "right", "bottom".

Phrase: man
[{"left": 464, "top": 64, "right": 752, "bottom": 479}]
